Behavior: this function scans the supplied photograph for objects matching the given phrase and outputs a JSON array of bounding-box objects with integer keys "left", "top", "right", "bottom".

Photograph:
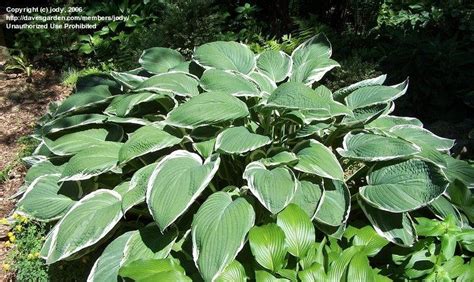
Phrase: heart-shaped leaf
[
  {"left": 215, "top": 126, "right": 271, "bottom": 154},
  {"left": 243, "top": 161, "right": 297, "bottom": 214},
  {"left": 337, "top": 132, "right": 420, "bottom": 161},
  {"left": 166, "top": 92, "right": 249, "bottom": 129},
  {"left": 139, "top": 47, "right": 185, "bottom": 74},
  {"left": 294, "top": 140, "right": 344, "bottom": 181},
  {"left": 147, "top": 150, "right": 220, "bottom": 231},
  {"left": 193, "top": 41, "right": 256, "bottom": 74}
]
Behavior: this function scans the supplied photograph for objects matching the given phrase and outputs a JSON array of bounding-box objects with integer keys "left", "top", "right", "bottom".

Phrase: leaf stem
[{"left": 209, "top": 183, "right": 217, "bottom": 192}]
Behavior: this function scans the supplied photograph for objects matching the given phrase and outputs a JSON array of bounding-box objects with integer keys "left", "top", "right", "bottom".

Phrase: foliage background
[{"left": 3, "top": 0, "right": 473, "bottom": 159}]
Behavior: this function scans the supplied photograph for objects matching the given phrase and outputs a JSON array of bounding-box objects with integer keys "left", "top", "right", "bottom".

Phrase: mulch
[{"left": 0, "top": 69, "right": 71, "bottom": 280}]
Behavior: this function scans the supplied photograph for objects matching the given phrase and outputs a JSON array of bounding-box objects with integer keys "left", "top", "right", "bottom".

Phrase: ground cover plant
[{"left": 11, "top": 35, "right": 474, "bottom": 281}]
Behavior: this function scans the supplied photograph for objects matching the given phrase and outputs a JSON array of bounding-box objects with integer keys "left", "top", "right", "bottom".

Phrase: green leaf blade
[
  {"left": 277, "top": 204, "right": 315, "bottom": 258},
  {"left": 249, "top": 224, "right": 287, "bottom": 272},
  {"left": 192, "top": 192, "right": 255, "bottom": 281},
  {"left": 147, "top": 150, "right": 220, "bottom": 231}
]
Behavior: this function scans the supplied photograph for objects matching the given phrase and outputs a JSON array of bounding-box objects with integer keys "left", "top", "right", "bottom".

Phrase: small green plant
[
  {"left": 0, "top": 163, "right": 15, "bottom": 183},
  {"left": 14, "top": 35, "right": 473, "bottom": 281},
  {"left": 61, "top": 67, "right": 104, "bottom": 87},
  {"left": 2, "top": 214, "right": 49, "bottom": 281},
  {"left": 390, "top": 215, "right": 474, "bottom": 281},
  {"left": 4, "top": 51, "right": 33, "bottom": 79},
  {"left": 17, "top": 136, "right": 41, "bottom": 159}
]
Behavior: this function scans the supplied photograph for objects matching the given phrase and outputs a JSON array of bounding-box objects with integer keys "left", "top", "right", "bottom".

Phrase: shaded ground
[{"left": 0, "top": 69, "right": 70, "bottom": 280}]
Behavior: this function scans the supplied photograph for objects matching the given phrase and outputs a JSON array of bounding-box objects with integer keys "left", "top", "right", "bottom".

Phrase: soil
[{"left": 0, "top": 69, "right": 71, "bottom": 280}]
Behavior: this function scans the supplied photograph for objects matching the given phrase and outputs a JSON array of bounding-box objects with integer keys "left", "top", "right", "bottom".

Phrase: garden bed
[{"left": 0, "top": 69, "right": 70, "bottom": 280}]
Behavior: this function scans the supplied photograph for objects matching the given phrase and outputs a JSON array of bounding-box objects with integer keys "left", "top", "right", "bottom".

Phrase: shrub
[{"left": 14, "top": 35, "right": 473, "bottom": 281}]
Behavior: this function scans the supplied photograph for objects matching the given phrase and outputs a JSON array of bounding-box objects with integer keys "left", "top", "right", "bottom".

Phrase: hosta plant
[{"left": 14, "top": 34, "right": 474, "bottom": 281}]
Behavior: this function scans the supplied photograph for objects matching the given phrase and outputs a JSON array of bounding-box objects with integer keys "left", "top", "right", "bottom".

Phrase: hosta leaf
[
  {"left": 249, "top": 72, "right": 276, "bottom": 94},
  {"left": 134, "top": 72, "right": 199, "bottom": 96},
  {"left": 333, "top": 74, "right": 387, "bottom": 101},
  {"left": 277, "top": 204, "right": 315, "bottom": 257},
  {"left": 193, "top": 139, "right": 216, "bottom": 159},
  {"left": 88, "top": 224, "right": 177, "bottom": 282},
  {"left": 292, "top": 34, "right": 332, "bottom": 60},
  {"left": 166, "top": 92, "right": 249, "bottom": 129},
  {"left": 255, "top": 270, "right": 289, "bottom": 282},
  {"left": 139, "top": 47, "right": 185, "bottom": 74},
  {"left": 200, "top": 69, "right": 261, "bottom": 97},
  {"left": 60, "top": 142, "right": 122, "bottom": 181},
  {"left": 54, "top": 85, "right": 112, "bottom": 116},
  {"left": 337, "top": 132, "right": 420, "bottom": 161},
  {"left": 105, "top": 92, "right": 174, "bottom": 117},
  {"left": 327, "top": 246, "right": 360, "bottom": 282},
  {"left": 110, "top": 71, "right": 147, "bottom": 89},
  {"left": 267, "top": 82, "right": 351, "bottom": 117},
  {"left": 112, "top": 181, "right": 130, "bottom": 199},
  {"left": 341, "top": 103, "right": 389, "bottom": 125},
  {"left": 314, "top": 180, "right": 350, "bottom": 227},
  {"left": 291, "top": 180, "right": 323, "bottom": 219},
  {"left": 447, "top": 181, "right": 474, "bottom": 222},
  {"left": 171, "top": 61, "right": 192, "bottom": 72},
  {"left": 215, "top": 126, "right": 271, "bottom": 154},
  {"left": 298, "top": 86, "right": 354, "bottom": 122},
  {"left": 290, "top": 34, "right": 339, "bottom": 85},
  {"left": 389, "top": 125, "right": 454, "bottom": 151},
  {"left": 16, "top": 174, "right": 75, "bottom": 221},
  {"left": 294, "top": 140, "right": 344, "bottom": 181},
  {"left": 42, "top": 189, "right": 123, "bottom": 264},
  {"left": 360, "top": 159, "right": 449, "bottom": 212},
  {"left": 344, "top": 82, "right": 408, "bottom": 110},
  {"left": 366, "top": 115, "right": 423, "bottom": 130},
  {"left": 44, "top": 126, "right": 123, "bottom": 156},
  {"left": 104, "top": 116, "right": 151, "bottom": 126},
  {"left": 249, "top": 224, "right": 287, "bottom": 272},
  {"left": 298, "top": 263, "right": 327, "bottom": 281},
  {"left": 193, "top": 41, "right": 256, "bottom": 74},
  {"left": 123, "top": 224, "right": 178, "bottom": 262},
  {"left": 277, "top": 268, "right": 297, "bottom": 280},
  {"left": 75, "top": 74, "right": 120, "bottom": 91},
  {"left": 261, "top": 151, "right": 298, "bottom": 167},
  {"left": 256, "top": 50, "right": 292, "bottom": 82},
  {"left": 121, "top": 163, "right": 158, "bottom": 212},
  {"left": 306, "top": 86, "right": 353, "bottom": 118},
  {"left": 296, "top": 123, "right": 332, "bottom": 139},
  {"left": 88, "top": 231, "right": 134, "bottom": 282},
  {"left": 358, "top": 197, "right": 416, "bottom": 247},
  {"left": 442, "top": 156, "right": 474, "bottom": 188},
  {"left": 147, "top": 150, "right": 220, "bottom": 231},
  {"left": 290, "top": 57, "right": 339, "bottom": 85},
  {"left": 316, "top": 222, "right": 348, "bottom": 239},
  {"left": 429, "top": 196, "right": 464, "bottom": 227},
  {"left": 119, "top": 258, "right": 191, "bottom": 282},
  {"left": 192, "top": 192, "right": 255, "bottom": 282},
  {"left": 243, "top": 161, "right": 298, "bottom": 214},
  {"left": 215, "top": 260, "right": 247, "bottom": 282},
  {"left": 118, "top": 125, "right": 181, "bottom": 164},
  {"left": 24, "top": 160, "right": 64, "bottom": 184},
  {"left": 347, "top": 226, "right": 389, "bottom": 256},
  {"left": 42, "top": 114, "right": 108, "bottom": 135},
  {"left": 347, "top": 253, "right": 375, "bottom": 282}
]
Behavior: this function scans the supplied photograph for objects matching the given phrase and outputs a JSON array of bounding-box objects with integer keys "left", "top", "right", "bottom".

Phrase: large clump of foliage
[{"left": 13, "top": 35, "right": 473, "bottom": 281}]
